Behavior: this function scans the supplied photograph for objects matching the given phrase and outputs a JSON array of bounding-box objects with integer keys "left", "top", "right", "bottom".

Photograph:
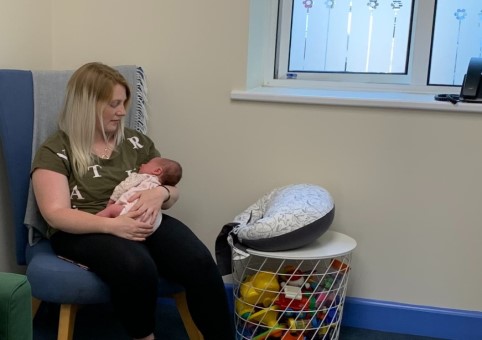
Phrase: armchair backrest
[
  {"left": 0, "top": 66, "right": 147, "bottom": 265},
  {"left": 0, "top": 70, "right": 34, "bottom": 265}
]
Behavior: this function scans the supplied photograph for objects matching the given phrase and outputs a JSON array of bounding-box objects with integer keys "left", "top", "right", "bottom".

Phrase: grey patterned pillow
[{"left": 232, "top": 184, "right": 335, "bottom": 251}]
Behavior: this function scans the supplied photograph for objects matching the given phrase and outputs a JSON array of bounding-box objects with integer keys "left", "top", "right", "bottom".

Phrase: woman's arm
[
  {"left": 161, "top": 185, "right": 179, "bottom": 209},
  {"left": 32, "top": 168, "right": 153, "bottom": 241},
  {"left": 126, "top": 185, "right": 179, "bottom": 224}
]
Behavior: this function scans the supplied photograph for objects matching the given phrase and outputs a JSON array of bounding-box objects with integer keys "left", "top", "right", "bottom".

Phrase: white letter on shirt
[
  {"left": 88, "top": 165, "right": 102, "bottom": 178},
  {"left": 127, "top": 137, "right": 143, "bottom": 149},
  {"left": 71, "top": 185, "right": 84, "bottom": 200}
]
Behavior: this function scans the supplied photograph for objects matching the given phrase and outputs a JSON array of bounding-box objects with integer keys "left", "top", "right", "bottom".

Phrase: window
[
  {"left": 232, "top": 0, "right": 482, "bottom": 113},
  {"left": 275, "top": 0, "right": 482, "bottom": 90}
]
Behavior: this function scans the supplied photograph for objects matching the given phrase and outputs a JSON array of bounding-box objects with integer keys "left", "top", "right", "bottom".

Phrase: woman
[{"left": 31, "top": 62, "right": 234, "bottom": 340}]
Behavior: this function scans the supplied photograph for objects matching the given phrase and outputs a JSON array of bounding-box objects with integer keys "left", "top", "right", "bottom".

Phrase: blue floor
[{"left": 33, "top": 301, "right": 444, "bottom": 340}]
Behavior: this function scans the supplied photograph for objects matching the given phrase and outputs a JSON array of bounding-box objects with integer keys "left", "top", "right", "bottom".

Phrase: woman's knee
[
  {"left": 91, "top": 242, "right": 159, "bottom": 290},
  {"left": 119, "top": 252, "right": 158, "bottom": 280}
]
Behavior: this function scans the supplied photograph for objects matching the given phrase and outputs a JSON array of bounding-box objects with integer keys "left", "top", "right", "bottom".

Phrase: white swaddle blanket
[{"left": 110, "top": 173, "right": 163, "bottom": 230}]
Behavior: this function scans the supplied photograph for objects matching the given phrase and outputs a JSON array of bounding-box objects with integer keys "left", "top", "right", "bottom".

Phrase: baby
[{"left": 96, "top": 157, "right": 182, "bottom": 230}]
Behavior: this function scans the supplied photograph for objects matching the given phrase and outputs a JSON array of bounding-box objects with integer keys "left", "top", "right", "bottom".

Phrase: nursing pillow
[{"left": 232, "top": 184, "right": 335, "bottom": 251}]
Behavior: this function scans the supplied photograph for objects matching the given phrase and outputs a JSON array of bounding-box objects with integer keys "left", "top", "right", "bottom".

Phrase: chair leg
[
  {"left": 173, "top": 292, "right": 204, "bottom": 340},
  {"left": 57, "top": 304, "right": 78, "bottom": 340},
  {"left": 32, "top": 297, "right": 42, "bottom": 318}
]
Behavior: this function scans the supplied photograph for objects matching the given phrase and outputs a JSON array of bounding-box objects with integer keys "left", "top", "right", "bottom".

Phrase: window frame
[
  {"left": 276, "top": 0, "right": 414, "bottom": 84},
  {"left": 274, "top": 0, "right": 449, "bottom": 92},
  {"left": 233, "top": 0, "right": 481, "bottom": 113}
]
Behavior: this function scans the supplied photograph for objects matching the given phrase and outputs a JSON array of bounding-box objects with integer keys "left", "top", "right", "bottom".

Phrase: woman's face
[{"left": 98, "top": 84, "right": 127, "bottom": 135}]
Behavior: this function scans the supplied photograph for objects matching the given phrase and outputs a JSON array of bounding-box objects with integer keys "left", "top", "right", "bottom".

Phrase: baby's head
[{"left": 138, "top": 157, "right": 182, "bottom": 186}]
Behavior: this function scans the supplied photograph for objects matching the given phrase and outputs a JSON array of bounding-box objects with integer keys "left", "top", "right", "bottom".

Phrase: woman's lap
[
  {"left": 49, "top": 214, "right": 234, "bottom": 339},
  {"left": 49, "top": 214, "right": 208, "bottom": 277}
]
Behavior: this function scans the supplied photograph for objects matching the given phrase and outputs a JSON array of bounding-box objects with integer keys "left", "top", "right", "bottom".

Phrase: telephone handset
[{"left": 460, "top": 57, "right": 482, "bottom": 102}]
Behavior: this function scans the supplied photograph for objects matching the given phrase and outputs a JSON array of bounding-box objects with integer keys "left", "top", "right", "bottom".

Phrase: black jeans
[{"left": 50, "top": 214, "right": 234, "bottom": 339}]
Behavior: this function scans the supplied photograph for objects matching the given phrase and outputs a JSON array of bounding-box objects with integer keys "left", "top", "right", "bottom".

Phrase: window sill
[{"left": 231, "top": 86, "right": 482, "bottom": 113}]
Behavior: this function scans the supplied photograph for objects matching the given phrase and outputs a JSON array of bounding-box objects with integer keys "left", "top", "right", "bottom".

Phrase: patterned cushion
[{"left": 232, "top": 184, "right": 335, "bottom": 251}]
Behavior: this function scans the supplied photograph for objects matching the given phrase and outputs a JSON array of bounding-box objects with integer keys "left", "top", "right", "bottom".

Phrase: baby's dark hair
[{"left": 160, "top": 158, "right": 182, "bottom": 186}]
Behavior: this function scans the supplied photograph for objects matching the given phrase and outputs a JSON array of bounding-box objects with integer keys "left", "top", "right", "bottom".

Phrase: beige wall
[
  {"left": 0, "top": 1, "right": 52, "bottom": 70},
  {"left": 1, "top": 0, "right": 481, "bottom": 312},
  {"left": 0, "top": 0, "right": 52, "bottom": 273}
]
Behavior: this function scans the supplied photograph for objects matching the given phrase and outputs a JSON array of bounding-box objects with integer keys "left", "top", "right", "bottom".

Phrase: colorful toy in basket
[
  {"left": 280, "top": 331, "right": 305, "bottom": 340},
  {"left": 279, "top": 266, "right": 310, "bottom": 285},
  {"left": 248, "top": 306, "right": 284, "bottom": 339},
  {"left": 236, "top": 272, "right": 280, "bottom": 318},
  {"left": 248, "top": 306, "right": 279, "bottom": 327},
  {"left": 279, "top": 265, "right": 311, "bottom": 297},
  {"left": 276, "top": 265, "right": 316, "bottom": 312}
]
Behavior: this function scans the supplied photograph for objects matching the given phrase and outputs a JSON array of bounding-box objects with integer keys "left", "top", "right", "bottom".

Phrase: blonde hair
[{"left": 58, "top": 62, "right": 131, "bottom": 176}]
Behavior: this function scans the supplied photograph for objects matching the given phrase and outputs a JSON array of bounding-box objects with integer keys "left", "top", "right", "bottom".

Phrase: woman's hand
[
  {"left": 110, "top": 212, "right": 154, "bottom": 241},
  {"left": 127, "top": 186, "right": 168, "bottom": 225}
]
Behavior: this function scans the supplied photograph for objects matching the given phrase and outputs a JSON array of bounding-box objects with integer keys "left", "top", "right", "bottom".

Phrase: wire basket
[{"left": 232, "top": 242, "right": 353, "bottom": 340}]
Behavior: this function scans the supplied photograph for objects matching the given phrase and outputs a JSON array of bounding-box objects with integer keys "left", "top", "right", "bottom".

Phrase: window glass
[
  {"left": 289, "top": 0, "right": 413, "bottom": 74},
  {"left": 429, "top": 0, "right": 482, "bottom": 86}
]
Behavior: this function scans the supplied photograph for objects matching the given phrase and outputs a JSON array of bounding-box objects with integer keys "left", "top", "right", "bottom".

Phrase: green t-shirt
[{"left": 32, "top": 128, "right": 160, "bottom": 220}]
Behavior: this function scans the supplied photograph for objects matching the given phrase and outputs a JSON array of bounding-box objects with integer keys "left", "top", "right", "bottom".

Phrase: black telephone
[{"left": 460, "top": 57, "right": 482, "bottom": 102}]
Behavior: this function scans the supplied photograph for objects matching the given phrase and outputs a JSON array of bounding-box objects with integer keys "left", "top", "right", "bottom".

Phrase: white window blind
[{"left": 289, "top": 0, "right": 412, "bottom": 74}]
